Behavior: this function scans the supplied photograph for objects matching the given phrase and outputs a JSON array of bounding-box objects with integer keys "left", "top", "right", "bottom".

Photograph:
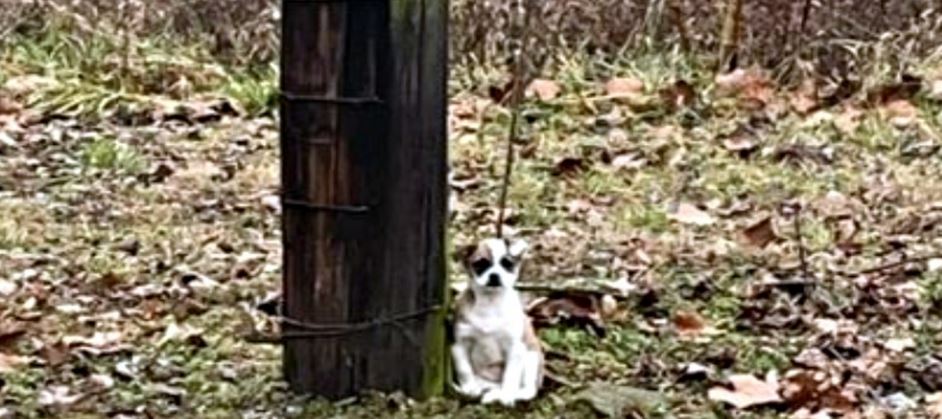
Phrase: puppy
[{"left": 451, "top": 238, "right": 543, "bottom": 406}]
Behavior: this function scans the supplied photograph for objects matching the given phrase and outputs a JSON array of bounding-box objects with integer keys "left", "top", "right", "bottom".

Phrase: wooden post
[{"left": 279, "top": 0, "right": 448, "bottom": 400}]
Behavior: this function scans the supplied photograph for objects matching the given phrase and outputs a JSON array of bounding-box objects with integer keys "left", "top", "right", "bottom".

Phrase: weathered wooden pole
[{"left": 279, "top": 0, "right": 448, "bottom": 400}]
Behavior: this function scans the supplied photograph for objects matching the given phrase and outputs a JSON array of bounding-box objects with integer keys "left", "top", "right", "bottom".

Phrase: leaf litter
[{"left": 3, "top": 31, "right": 942, "bottom": 418}]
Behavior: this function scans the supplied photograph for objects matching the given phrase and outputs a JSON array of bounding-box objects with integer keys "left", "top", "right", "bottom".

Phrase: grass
[
  {"left": 3, "top": 12, "right": 942, "bottom": 418},
  {"left": 79, "top": 137, "right": 146, "bottom": 173}
]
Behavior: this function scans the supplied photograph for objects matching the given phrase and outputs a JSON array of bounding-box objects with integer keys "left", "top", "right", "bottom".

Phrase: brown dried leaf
[
  {"left": 488, "top": 79, "right": 515, "bottom": 103},
  {"left": 881, "top": 99, "right": 919, "bottom": 127},
  {"left": 781, "top": 369, "right": 857, "bottom": 413},
  {"left": 527, "top": 79, "right": 561, "bottom": 102},
  {"left": 605, "top": 77, "right": 644, "bottom": 97},
  {"left": 0, "top": 96, "right": 22, "bottom": 115},
  {"left": 659, "top": 80, "right": 696, "bottom": 111},
  {"left": 715, "top": 68, "right": 775, "bottom": 106},
  {"left": 0, "top": 352, "right": 29, "bottom": 373},
  {"left": 552, "top": 157, "right": 586, "bottom": 177},
  {"left": 668, "top": 202, "right": 714, "bottom": 226},
  {"left": 0, "top": 321, "right": 26, "bottom": 349},
  {"left": 834, "top": 106, "right": 864, "bottom": 135},
  {"left": 789, "top": 80, "right": 819, "bottom": 114},
  {"left": 673, "top": 310, "right": 707, "bottom": 336},
  {"left": 708, "top": 373, "right": 783, "bottom": 409},
  {"left": 39, "top": 341, "right": 70, "bottom": 367},
  {"left": 741, "top": 216, "right": 777, "bottom": 248},
  {"left": 528, "top": 292, "right": 605, "bottom": 337},
  {"left": 867, "top": 74, "right": 922, "bottom": 104},
  {"left": 927, "top": 392, "right": 942, "bottom": 418}
]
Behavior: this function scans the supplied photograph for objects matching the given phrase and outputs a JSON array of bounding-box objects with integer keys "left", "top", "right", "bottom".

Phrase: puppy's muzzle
[{"left": 485, "top": 273, "right": 502, "bottom": 287}]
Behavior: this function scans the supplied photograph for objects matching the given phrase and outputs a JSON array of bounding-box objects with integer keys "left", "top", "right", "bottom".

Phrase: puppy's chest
[{"left": 460, "top": 306, "right": 524, "bottom": 339}]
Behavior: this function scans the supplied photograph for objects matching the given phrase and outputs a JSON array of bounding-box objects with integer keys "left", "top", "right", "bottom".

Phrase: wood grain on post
[{"left": 280, "top": 0, "right": 448, "bottom": 400}]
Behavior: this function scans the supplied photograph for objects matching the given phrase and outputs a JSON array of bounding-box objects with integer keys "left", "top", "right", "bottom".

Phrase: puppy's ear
[
  {"left": 507, "top": 238, "right": 529, "bottom": 258},
  {"left": 457, "top": 244, "right": 478, "bottom": 268}
]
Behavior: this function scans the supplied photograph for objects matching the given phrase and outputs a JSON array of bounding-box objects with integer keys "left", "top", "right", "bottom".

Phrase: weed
[{"left": 80, "top": 137, "right": 145, "bottom": 174}]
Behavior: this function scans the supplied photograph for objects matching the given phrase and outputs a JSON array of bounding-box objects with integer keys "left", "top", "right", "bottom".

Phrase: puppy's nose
[{"left": 486, "top": 273, "right": 501, "bottom": 287}]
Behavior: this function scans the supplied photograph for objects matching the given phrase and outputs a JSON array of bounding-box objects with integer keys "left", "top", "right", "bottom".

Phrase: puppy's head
[{"left": 463, "top": 237, "right": 528, "bottom": 292}]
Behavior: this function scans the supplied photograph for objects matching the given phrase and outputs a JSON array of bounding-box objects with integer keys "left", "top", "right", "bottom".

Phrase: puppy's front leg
[
  {"left": 451, "top": 342, "right": 483, "bottom": 397},
  {"left": 482, "top": 343, "right": 525, "bottom": 406}
]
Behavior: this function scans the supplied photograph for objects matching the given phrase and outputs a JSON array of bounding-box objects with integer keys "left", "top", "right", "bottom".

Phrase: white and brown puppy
[{"left": 451, "top": 238, "right": 543, "bottom": 406}]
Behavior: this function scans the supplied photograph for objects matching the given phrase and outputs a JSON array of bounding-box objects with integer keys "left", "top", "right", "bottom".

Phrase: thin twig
[
  {"left": 495, "top": 0, "right": 531, "bottom": 239},
  {"left": 793, "top": 207, "right": 810, "bottom": 281},
  {"left": 515, "top": 283, "right": 621, "bottom": 297},
  {"left": 855, "top": 253, "right": 942, "bottom": 276}
]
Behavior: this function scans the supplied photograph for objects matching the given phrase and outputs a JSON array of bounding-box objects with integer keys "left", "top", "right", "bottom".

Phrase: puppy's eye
[
  {"left": 499, "top": 257, "right": 515, "bottom": 270},
  {"left": 470, "top": 258, "right": 492, "bottom": 275}
]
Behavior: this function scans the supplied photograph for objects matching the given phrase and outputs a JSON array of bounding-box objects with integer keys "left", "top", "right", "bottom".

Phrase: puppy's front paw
[
  {"left": 453, "top": 380, "right": 484, "bottom": 398},
  {"left": 481, "top": 388, "right": 516, "bottom": 407},
  {"left": 514, "top": 387, "right": 538, "bottom": 402}
]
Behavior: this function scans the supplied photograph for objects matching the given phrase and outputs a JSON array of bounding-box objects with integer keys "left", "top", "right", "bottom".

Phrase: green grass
[
  {"left": 80, "top": 137, "right": 145, "bottom": 174},
  {"left": 4, "top": 11, "right": 942, "bottom": 417}
]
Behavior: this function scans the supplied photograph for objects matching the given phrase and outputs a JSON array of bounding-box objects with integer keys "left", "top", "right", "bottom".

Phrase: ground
[{"left": 2, "top": 19, "right": 942, "bottom": 419}]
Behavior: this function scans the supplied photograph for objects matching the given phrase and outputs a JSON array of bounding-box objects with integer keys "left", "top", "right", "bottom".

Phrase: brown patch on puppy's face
[{"left": 464, "top": 238, "right": 527, "bottom": 290}]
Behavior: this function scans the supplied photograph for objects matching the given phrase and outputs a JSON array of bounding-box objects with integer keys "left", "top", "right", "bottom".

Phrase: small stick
[
  {"left": 856, "top": 253, "right": 942, "bottom": 276},
  {"left": 495, "top": 0, "right": 531, "bottom": 239},
  {"left": 782, "top": 201, "right": 810, "bottom": 281}
]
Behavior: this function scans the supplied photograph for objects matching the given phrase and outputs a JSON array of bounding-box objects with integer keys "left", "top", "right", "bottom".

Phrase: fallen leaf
[
  {"left": 158, "top": 322, "right": 206, "bottom": 347},
  {"left": 38, "top": 385, "right": 82, "bottom": 407},
  {"left": 573, "top": 382, "right": 666, "bottom": 417},
  {"left": 781, "top": 368, "right": 857, "bottom": 413},
  {"left": 741, "top": 216, "right": 777, "bottom": 248},
  {"left": 708, "top": 372, "right": 783, "bottom": 409},
  {"left": 0, "top": 352, "right": 29, "bottom": 373},
  {"left": 881, "top": 392, "right": 917, "bottom": 413},
  {"left": 668, "top": 202, "right": 714, "bottom": 226},
  {"left": 90, "top": 373, "right": 115, "bottom": 390},
  {"left": 527, "top": 79, "right": 561, "bottom": 102},
  {"left": 928, "top": 258, "right": 942, "bottom": 273},
  {"left": 867, "top": 74, "right": 922, "bottom": 104},
  {"left": 488, "top": 79, "right": 515, "bottom": 103},
  {"left": 928, "top": 80, "right": 942, "bottom": 102},
  {"left": 605, "top": 77, "right": 644, "bottom": 97},
  {"left": 0, "top": 278, "right": 16, "bottom": 296},
  {"left": 883, "top": 337, "right": 915, "bottom": 352},
  {"left": 0, "top": 96, "right": 21, "bottom": 115},
  {"left": 601, "top": 277, "right": 637, "bottom": 296},
  {"left": 678, "top": 362, "right": 713, "bottom": 382},
  {"left": 39, "top": 341, "right": 70, "bottom": 367},
  {"left": 610, "top": 153, "right": 646, "bottom": 170},
  {"left": 659, "top": 80, "right": 696, "bottom": 111},
  {"left": 0, "top": 132, "right": 16, "bottom": 149},
  {"left": 528, "top": 292, "right": 605, "bottom": 337},
  {"left": 673, "top": 310, "right": 707, "bottom": 336},
  {"left": 260, "top": 194, "right": 281, "bottom": 213},
  {"left": 607, "top": 128, "right": 629, "bottom": 144},
  {"left": 552, "top": 157, "right": 586, "bottom": 177},
  {"left": 881, "top": 99, "right": 918, "bottom": 127},
  {"left": 599, "top": 295, "right": 618, "bottom": 318},
  {"left": 789, "top": 79, "right": 819, "bottom": 114},
  {"left": 926, "top": 392, "right": 942, "bottom": 418},
  {"left": 63, "top": 331, "right": 128, "bottom": 355},
  {"left": 722, "top": 128, "right": 759, "bottom": 156},
  {"left": 834, "top": 106, "right": 864, "bottom": 135},
  {"left": 715, "top": 68, "right": 775, "bottom": 106},
  {"left": 2, "top": 75, "right": 56, "bottom": 97},
  {"left": 0, "top": 322, "right": 26, "bottom": 349}
]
